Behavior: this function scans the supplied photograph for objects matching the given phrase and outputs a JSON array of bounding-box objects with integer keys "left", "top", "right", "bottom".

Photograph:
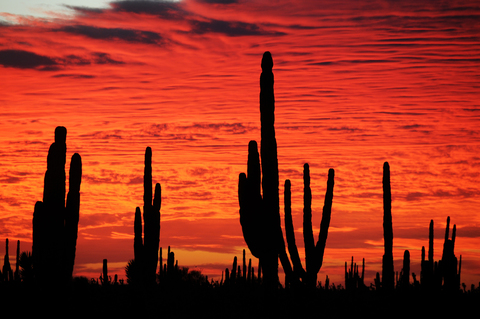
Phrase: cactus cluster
[
  {"left": 420, "top": 217, "right": 462, "bottom": 292},
  {"left": 239, "top": 52, "right": 335, "bottom": 290},
  {"left": 344, "top": 257, "right": 365, "bottom": 290},
  {"left": 158, "top": 246, "right": 179, "bottom": 284},
  {"left": 0, "top": 52, "right": 473, "bottom": 301},
  {"left": 223, "top": 249, "right": 259, "bottom": 286},
  {"left": 32, "top": 126, "right": 82, "bottom": 285}
]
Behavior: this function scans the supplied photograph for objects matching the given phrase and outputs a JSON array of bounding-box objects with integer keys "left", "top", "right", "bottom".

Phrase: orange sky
[{"left": 1, "top": 0, "right": 479, "bottom": 288}]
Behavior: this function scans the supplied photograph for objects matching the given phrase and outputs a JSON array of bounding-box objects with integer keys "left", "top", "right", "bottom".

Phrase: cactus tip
[
  {"left": 248, "top": 140, "right": 258, "bottom": 152},
  {"left": 261, "top": 51, "right": 273, "bottom": 71},
  {"left": 328, "top": 168, "right": 335, "bottom": 178},
  {"left": 54, "top": 126, "right": 67, "bottom": 144}
]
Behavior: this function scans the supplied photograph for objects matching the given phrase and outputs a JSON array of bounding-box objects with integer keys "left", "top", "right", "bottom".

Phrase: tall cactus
[
  {"left": 33, "top": 126, "right": 82, "bottom": 284},
  {"left": 284, "top": 164, "right": 334, "bottom": 287},
  {"left": 134, "top": 146, "right": 161, "bottom": 286},
  {"left": 238, "top": 52, "right": 292, "bottom": 289},
  {"left": 382, "top": 162, "right": 394, "bottom": 291}
]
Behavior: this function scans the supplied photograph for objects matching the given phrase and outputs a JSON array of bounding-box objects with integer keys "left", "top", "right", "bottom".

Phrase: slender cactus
[
  {"left": 399, "top": 250, "right": 410, "bottom": 288},
  {"left": 382, "top": 162, "right": 394, "bottom": 291},
  {"left": 14, "top": 240, "right": 20, "bottom": 281},
  {"left": 421, "top": 219, "right": 435, "bottom": 289},
  {"left": 102, "top": 259, "right": 109, "bottom": 285}
]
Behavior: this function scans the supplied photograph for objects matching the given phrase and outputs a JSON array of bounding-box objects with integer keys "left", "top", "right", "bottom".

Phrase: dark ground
[{"left": 1, "top": 281, "right": 477, "bottom": 318}]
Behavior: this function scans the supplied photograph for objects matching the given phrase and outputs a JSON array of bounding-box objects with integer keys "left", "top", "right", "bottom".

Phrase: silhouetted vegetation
[
  {"left": 0, "top": 52, "right": 478, "bottom": 316},
  {"left": 33, "top": 126, "right": 82, "bottom": 286},
  {"left": 238, "top": 52, "right": 285, "bottom": 290},
  {"left": 283, "top": 164, "right": 334, "bottom": 288},
  {"left": 134, "top": 146, "right": 161, "bottom": 287}
]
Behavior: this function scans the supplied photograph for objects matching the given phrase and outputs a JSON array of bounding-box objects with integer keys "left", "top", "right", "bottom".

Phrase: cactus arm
[
  {"left": 302, "top": 163, "right": 315, "bottom": 275},
  {"left": 314, "top": 168, "right": 334, "bottom": 273},
  {"left": 284, "top": 179, "right": 305, "bottom": 280},
  {"left": 64, "top": 152, "right": 82, "bottom": 280},
  {"left": 238, "top": 141, "right": 264, "bottom": 258}
]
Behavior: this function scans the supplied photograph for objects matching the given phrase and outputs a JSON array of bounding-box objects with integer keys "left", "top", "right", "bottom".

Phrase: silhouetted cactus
[
  {"left": 33, "top": 126, "right": 82, "bottom": 284},
  {"left": 398, "top": 250, "right": 410, "bottom": 288},
  {"left": 345, "top": 257, "right": 365, "bottom": 290},
  {"left": 134, "top": 147, "right": 161, "bottom": 286},
  {"left": 101, "top": 258, "right": 109, "bottom": 286},
  {"left": 284, "top": 164, "right": 335, "bottom": 288},
  {"left": 14, "top": 240, "right": 19, "bottom": 281},
  {"left": 440, "top": 216, "right": 461, "bottom": 292},
  {"left": 238, "top": 52, "right": 291, "bottom": 289},
  {"left": 421, "top": 220, "right": 434, "bottom": 289},
  {"left": 382, "top": 162, "right": 394, "bottom": 291},
  {"left": 2, "top": 239, "right": 13, "bottom": 282}
]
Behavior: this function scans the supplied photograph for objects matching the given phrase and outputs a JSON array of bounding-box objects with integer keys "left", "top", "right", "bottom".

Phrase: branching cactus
[
  {"left": 440, "top": 216, "right": 460, "bottom": 291},
  {"left": 33, "top": 126, "right": 82, "bottom": 284},
  {"left": 284, "top": 164, "right": 334, "bottom": 288},
  {"left": 238, "top": 52, "right": 293, "bottom": 289},
  {"left": 134, "top": 147, "right": 161, "bottom": 286}
]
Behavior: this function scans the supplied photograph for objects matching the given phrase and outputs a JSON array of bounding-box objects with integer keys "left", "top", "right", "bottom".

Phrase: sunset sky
[{"left": 1, "top": 0, "right": 479, "bottom": 288}]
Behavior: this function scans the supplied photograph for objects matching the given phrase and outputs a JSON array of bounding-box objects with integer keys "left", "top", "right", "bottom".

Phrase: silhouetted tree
[{"left": 33, "top": 126, "right": 82, "bottom": 285}]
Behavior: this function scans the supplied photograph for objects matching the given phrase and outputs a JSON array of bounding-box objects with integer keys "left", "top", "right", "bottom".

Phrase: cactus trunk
[
  {"left": 382, "top": 162, "right": 394, "bottom": 291},
  {"left": 238, "top": 52, "right": 288, "bottom": 290}
]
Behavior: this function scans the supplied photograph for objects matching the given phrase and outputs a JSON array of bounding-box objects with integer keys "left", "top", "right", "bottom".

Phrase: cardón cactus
[
  {"left": 284, "top": 164, "right": 334, "bottom": 288},
  {"left": 134, "top": 146, "right": 161, "bottom": 286},
  {"left": 238, "top": 52, "right": 291, "bottom": 289},
  {"left": 33, "top": 126, "right": 82, "bottom": 285}
]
